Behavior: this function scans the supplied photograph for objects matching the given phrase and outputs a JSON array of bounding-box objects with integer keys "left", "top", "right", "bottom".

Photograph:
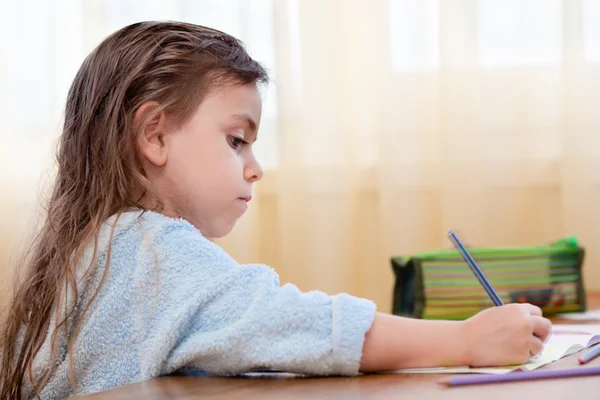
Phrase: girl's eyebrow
[
  {"left": 230, "top": 113, "right": 258, "bottom": 142},
  {"left": 231, "top": 113, "right": 257, "bottom": 131}
]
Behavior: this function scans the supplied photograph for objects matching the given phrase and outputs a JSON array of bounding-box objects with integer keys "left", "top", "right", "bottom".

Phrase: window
[
  {"left": 1, "top": 0, "right": 279, "bottom": 169},
  {"left": 0, "top": 0, "right": 84, "bottom": 134},
  {"left": 477, "top": 0, "right": 562, "bottom": 67},
  {"left": 583, "top": 0, "right": 600, "bottom": 62},
  {"left": 389, "top": 0, "right": 439, "bottom": 72}
]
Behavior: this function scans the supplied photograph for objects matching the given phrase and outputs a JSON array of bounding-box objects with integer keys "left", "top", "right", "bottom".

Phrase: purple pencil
[
  {"left": 579, "top": 345, "right": 600, "bottom": 365},
  {"left": 438, "top": 366, "right": 600, "bottom": 387}
]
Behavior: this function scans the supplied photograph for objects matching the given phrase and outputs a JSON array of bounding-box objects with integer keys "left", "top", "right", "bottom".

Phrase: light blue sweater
[{"left": 25, "top": 210, "right": 376, "bottom": 398}]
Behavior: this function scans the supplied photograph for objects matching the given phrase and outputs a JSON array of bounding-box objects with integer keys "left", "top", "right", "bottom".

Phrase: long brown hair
[{"left": 0, "top": 21, "right": 268, "bottom": 399}]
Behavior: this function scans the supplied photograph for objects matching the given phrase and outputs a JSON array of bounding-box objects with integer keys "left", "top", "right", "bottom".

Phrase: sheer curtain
[
  {"left": 228, "top": 0, "right": 600, "bottom": 310},
  {"left": 2, "top": 0, "right": 599, "bottom": 311}
]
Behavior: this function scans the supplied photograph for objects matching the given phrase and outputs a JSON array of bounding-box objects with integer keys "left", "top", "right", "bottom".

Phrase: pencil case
[{"left": 391, "top": 236, "right": 586, "bottom": 320}]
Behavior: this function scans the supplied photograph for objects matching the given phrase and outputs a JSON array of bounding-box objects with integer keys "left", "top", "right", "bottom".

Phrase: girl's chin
[{"left": 204, "top": 220, "right": 239, "bottom": 239}]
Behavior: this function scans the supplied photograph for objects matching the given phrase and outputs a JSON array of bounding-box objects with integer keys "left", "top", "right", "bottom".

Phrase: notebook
[
  {"left": 394, "top": 324, "right": 600, "bottom": 375},
  {"left": 555, "top": 310, "right": 600, "bottom": 321}
]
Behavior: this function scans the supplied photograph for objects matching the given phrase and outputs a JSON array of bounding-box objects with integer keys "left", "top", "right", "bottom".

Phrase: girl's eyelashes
[{"left": 228, "top": 135, "right": 248, "bottom": 150}]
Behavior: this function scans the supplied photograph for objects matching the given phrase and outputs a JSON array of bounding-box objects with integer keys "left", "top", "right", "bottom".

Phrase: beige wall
[
  {"left": 0, "top": 138, "right": 54, "bottom": 304},
  {"left": 1, "top": 189, "right": 36, "bottom": 305}
]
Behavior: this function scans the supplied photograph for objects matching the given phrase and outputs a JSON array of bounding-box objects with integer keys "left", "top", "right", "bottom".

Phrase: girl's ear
[{"left": 135, "top": 102, "right": 169, "bottom": 167}]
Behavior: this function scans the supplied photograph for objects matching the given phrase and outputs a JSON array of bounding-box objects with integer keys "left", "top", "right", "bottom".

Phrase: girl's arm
[{"left": 360, "top": 304, "right": 551, "bottom": 372}]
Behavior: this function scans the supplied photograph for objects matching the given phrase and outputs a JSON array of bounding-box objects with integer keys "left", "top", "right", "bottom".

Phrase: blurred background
[{"left": 1, "top": 0, "right": 599, "bottom": 312}]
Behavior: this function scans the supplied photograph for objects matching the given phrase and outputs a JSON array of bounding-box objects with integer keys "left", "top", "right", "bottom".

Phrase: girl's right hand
[{"left": 461, "top": 303, "right": 552, "bottom": 367}]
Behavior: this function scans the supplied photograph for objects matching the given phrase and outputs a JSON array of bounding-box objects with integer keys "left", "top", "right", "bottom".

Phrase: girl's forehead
[{"left": 194, "top": 83, "right": 262, "bottom": 114}]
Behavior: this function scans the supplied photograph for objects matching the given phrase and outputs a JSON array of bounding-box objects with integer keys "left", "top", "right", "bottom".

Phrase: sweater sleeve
[{"left": 133, "top": 220, "right": 376, "bottom": 377}]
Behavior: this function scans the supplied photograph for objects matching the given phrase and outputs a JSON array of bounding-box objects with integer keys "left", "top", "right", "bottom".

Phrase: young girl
[{"left": 0, "top": 21, "right": 551, "bottom": 399}]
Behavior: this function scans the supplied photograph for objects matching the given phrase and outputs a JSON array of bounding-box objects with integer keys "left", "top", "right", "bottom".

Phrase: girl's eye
[{"left": 228, "top": 136, "right": 246, "bottom": 149}]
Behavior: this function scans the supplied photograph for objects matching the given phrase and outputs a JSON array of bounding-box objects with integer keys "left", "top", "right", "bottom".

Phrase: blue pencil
[
  {"left": 447, "top": 231, "right": 503, "bottom": 306},
  {"left": 438, "top": 365, "right": 600, "bottom": 387},
  {"left": 579, "top": 345, "right": 600, "bottom": 365}
]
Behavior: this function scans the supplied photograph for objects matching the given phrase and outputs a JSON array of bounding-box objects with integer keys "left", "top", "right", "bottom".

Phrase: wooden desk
[{"left": 81, "top": 295, "right": 600, "bottom": 400}]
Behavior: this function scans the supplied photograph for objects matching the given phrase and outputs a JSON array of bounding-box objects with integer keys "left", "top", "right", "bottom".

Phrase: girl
[{"left": 0, "top": 21, "right": 551, "bottom": 399}]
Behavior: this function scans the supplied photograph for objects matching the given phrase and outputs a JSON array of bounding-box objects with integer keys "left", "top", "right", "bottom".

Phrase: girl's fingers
[
  {"left": 529, "top": 336, "right": 545, "bottom": 359},
  {"left": 532, "top": 315, "right": 552, "bottom": 342},
  {"left": 523, "top": 303, "right": 543, "bottom": 316}
]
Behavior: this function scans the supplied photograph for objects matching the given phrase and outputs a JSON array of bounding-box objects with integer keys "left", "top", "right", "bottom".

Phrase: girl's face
[{"left": 153, "top": 83, "right": 263, "bottom": 238}]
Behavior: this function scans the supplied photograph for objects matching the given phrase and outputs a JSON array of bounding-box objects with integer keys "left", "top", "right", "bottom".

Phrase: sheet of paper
[
  {"left": 555, "top": 310, "right": 600, "bottom": 321},
  {"left": 552, "top": 324, "right": 600, "bottom": 335},
  {"left": 393, "top": 325, "right": 600, "bottom": 375}
]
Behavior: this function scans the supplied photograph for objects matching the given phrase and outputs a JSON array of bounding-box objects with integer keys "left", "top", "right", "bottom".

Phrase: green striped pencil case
[{"left": 391, "top": 236, "right": 586, "bottom": 320}]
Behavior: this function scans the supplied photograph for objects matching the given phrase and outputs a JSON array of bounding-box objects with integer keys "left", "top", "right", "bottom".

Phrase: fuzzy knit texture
[{"left": 23, "top": 210, "right": 376, "bottom": 399}]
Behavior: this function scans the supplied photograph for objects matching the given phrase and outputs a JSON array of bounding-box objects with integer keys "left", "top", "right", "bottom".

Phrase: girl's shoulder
[
  {"left": 106, "top": 209, "right": 228, "bottom": 264},
  {"left": 91, "top": 209, "right": 211, "bottom": 265},
  {"left": 107, "top": 209, "right": 203, "bottom": 240}
]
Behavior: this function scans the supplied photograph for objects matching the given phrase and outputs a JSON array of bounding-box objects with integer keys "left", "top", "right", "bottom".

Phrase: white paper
[{"left": 555, "top": 310, "right": 600, "bottom": 321}]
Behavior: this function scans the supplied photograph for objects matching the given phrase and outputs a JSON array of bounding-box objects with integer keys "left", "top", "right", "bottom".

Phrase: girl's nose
[{"left": 244, "top": 156, "right": 263, "bottom": 183}]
